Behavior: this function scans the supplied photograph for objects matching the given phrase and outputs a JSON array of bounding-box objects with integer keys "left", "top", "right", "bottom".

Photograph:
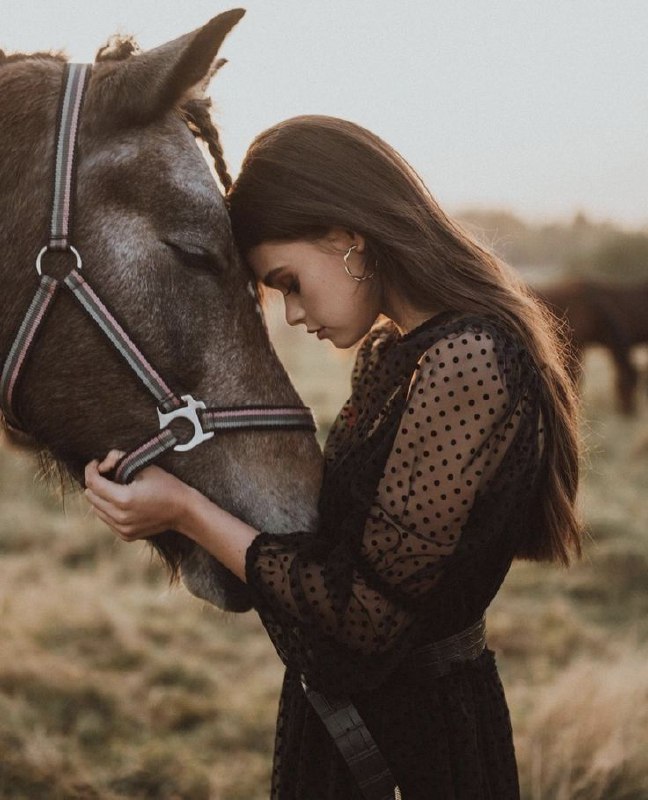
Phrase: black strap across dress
[{"left": 245, "top": 309, "right": 544, "bottom": 799}]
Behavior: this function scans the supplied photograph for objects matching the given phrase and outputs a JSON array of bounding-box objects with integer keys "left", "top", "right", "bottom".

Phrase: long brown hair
[{"left": 227, "top": 114, "right": 584, "bottom": 565}]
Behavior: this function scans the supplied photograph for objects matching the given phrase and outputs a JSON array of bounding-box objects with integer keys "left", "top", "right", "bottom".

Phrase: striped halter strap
[{"left": 0, "top": 63, "right": 315, "bottom": 483}]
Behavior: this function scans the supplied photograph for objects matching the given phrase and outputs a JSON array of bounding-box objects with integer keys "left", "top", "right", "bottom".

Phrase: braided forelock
[{"left": 181, "top": 95, "right": 233, "bottom": 195}]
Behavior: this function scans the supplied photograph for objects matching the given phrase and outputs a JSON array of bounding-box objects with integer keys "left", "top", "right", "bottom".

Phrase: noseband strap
[
  {"left": 114, "top": 405, "right": 316, "bottom": 484},
  {"left": 0, "top": 62, "right": 316, "bottom": 480}
]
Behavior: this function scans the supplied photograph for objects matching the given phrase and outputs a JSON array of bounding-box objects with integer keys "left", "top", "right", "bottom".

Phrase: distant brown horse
[
  {"left": 0, "top": 12, "right": 322, "bottom": 611},
  {"left": 533, "top": 278, "right": 648, "bottom": 415}
]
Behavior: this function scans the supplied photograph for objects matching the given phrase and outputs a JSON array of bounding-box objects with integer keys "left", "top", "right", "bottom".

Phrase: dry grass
[
  {"left": 517, "top": 651, "right": 648, "bottom": 800},
  {"left": 1, "top": 306, "right": 647, "bottom": 798}
]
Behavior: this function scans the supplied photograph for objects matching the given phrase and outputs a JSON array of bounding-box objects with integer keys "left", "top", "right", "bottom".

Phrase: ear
[
  {"left": 328, "top": 227, "right": 367, "bottom": 255},
  {"left": 349, "top": 231, "right": 367, "bottom": 255},
  {"left": 97, "top": 9, "right": 245, "bottom": 125}
]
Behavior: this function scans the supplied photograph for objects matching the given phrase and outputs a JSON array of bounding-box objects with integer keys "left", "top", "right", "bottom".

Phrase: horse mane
[
  {"left": 0, "top": 34, "right": 234, "bottom": 498},
  {"left": 0, "top": 49, "right": 67, "bottom": 65}
]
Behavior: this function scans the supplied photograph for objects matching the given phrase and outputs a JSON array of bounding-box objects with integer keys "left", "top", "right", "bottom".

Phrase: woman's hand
[
  {"left": 84, "top": 450, "right": 192, "bottom": 542},
  {"left": 84, "top": 450, "right": 258, "bottom": 583}
]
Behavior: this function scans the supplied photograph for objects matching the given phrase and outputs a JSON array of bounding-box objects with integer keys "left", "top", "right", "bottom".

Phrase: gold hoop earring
[{"left": 343, "top": 245, "right": 376, "bottom": 282}]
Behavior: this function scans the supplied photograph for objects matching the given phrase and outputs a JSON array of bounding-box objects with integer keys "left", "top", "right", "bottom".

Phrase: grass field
[{"left": 1, "top": 305, "right": 647, "bottom": 799}]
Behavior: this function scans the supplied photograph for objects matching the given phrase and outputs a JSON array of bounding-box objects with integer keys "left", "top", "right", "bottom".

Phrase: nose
[{"left": 284, "top": 296, "right": 306, "bottom": 327}]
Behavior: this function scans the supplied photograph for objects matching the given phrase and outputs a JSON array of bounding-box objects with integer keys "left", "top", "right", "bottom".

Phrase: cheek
[{"left": 348, "top": 284, "right": 379, "bottom": 315}]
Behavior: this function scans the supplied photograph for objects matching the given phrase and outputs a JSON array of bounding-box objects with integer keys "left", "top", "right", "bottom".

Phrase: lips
[{"left": 306, "top": 326, "right": 329, "bottom": 339}]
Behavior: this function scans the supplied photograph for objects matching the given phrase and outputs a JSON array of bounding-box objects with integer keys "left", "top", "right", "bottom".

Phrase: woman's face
[{"left": 247, "top": 229, "right": 382, "bottom": 349}]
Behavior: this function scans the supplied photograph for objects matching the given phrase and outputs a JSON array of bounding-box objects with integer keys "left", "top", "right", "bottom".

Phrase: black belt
[{"left": 301, "top": 617, "right": 487, "bottom": 800}]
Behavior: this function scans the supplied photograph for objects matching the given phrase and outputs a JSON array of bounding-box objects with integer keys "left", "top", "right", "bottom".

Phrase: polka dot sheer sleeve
[
  {"left": 359, "top": 330, "right": 523, "bottom": 601},
  {"left": 245, "top": 325, "right": 533, "bottom": 693}
]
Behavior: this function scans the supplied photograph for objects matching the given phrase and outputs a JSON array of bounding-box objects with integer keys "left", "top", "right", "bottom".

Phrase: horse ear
[{"left": 99, "top": 9, "right": 246, "bottom": 125}]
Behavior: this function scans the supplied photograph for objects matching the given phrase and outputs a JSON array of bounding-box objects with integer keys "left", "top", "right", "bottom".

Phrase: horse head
[{"left": 0, "top": 10, "right": 323, "bottom": 611}]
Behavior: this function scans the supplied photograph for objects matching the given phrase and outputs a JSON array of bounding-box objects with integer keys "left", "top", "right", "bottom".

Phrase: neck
[{"left": 382, "top": 289, "right": 442, "bottom": 335}]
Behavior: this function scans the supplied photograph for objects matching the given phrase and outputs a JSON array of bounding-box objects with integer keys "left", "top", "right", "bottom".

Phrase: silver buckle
[{"left": 157, "top": 394, "right": 214, "bottom": 452}]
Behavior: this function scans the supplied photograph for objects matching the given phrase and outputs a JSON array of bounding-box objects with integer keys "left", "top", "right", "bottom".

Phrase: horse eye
[{"left": 164, "top": 240, "right": 220, "bottom": 273}]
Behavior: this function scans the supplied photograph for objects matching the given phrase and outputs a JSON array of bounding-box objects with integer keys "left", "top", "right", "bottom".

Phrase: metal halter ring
[
  {"left": 157, "top": 394, "right": 215, "bottom": 453},
  {"left": 36, "top": 245, "right": 83, "bottom": 277},
  {"left": 343, "top": 244, "right": 375, "bottom": 282}
]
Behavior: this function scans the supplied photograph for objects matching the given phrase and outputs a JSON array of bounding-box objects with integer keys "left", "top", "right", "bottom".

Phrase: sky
[{"left": 3, "top": 0, "right": 646, "bottom": 228}]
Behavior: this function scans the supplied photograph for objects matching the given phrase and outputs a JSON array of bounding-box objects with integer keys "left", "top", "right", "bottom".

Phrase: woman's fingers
[
  {"left": 85, "top": 489, "right": 157, "bottom": 541},
  {"left": 98, "top": 449, "right": 126, "bottom": 474},
  {"left": 83, "top": 458, "right": 181, "bottom": 541},
  {"left": 84, "top": 487, "right": 129, "bottom": 525},
  {"left": 84, "top": 459, "right": 130, "bottom": 507},
  {"left": 83, "top": 449, "right": 125, "bottom": 492}
]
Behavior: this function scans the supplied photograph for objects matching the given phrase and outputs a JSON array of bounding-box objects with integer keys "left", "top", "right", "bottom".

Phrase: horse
[
  {"left": 533, "top": 278, "right": 648, "bottom": 415},
  {"left": 0, "top": 10, "right": 323, "bottom": 612}
]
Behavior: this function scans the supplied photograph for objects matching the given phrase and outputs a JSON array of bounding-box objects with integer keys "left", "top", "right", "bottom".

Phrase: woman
[{"left": 84, "top": 115, "right": 583, "bottom": 799}]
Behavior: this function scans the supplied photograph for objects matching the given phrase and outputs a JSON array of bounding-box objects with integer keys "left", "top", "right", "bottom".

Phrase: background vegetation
[
  {"left": 1, "top": 215, "right": 647, "bottom": 799},
  {"left": 459, "top": 210, "right": 648, "bottom": 282}
]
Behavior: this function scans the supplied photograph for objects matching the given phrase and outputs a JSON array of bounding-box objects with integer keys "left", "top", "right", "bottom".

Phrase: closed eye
[
  {"left": 163, "top": 240, "right": 221, "bottom": 274},
  {"left": 282, "top": 279, "right": 300, "bottom": 297}
]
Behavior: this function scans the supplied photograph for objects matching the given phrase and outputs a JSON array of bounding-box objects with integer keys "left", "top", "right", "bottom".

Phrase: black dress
[{"left": 245, "top": 310, "right": 543, "bottom": 799}]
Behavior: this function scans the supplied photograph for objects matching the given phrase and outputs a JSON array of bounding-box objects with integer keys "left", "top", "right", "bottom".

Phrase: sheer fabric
[{"left": 245, "top": 310, "right": 543, "bottom": 799}]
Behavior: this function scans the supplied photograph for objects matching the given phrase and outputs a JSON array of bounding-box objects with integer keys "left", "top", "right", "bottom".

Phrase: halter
[{"left": 0, "top": 63, "right": 315, "bottom": 483}]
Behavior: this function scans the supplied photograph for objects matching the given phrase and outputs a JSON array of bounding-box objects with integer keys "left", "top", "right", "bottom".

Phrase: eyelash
[
  {"left": 282, "top": 279, "right": 300, "bottom": 297},
  {"left": 165, "top": 241, "right": 220, "bottom": 274}
]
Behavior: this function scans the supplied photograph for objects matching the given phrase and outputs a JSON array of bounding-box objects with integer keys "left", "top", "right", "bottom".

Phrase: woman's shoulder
[
  {"left": 404, "top": 309, "right": 517, "bottom": 344},
  {"left": 401, "top": 310, "right": 537, "bottom": 404},
  {"left": 352, "top": 310, "right": 531, "bottom": 393},
  {"left": 403, "top": 310, "right": 528, "bottom": 363}
]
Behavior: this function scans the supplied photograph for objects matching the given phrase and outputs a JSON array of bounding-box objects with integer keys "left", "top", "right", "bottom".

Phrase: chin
[{"left": 329, "top": 334, "right": 354, "bottom": 349}]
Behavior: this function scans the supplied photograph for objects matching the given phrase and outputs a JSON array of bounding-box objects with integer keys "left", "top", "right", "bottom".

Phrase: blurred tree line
[{"left": 457, "top": 209, "right": 648, "bottom": 281}]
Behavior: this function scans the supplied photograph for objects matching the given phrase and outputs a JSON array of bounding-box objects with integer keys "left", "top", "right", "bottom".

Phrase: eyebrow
[{"left": 261, "top": 266, "right": 286, "bottom": 288}]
